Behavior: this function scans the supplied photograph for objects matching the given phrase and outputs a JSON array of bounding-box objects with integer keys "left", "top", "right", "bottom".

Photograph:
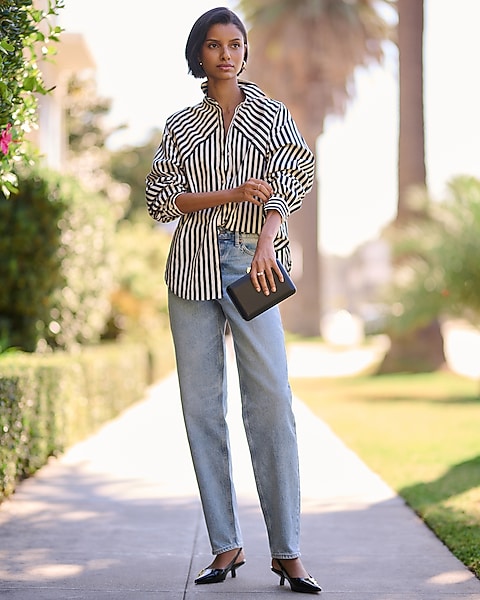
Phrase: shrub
[
  {"left": 0, "top": 341, "right": 149, "bottom": 501},
  {"left": 0, "top": 0, "right": 63, "bottom": 196},
  {"left": 0, "top": 164, "right": 116, "bottom": 351},
  {"left": 385, "top": 176, "right": 480, "bottom": 332},
  {"left": 107, "top": 219, "right": 175, "bottom": 380}
]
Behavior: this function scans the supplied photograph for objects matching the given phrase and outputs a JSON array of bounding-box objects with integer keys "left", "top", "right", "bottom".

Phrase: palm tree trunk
[
  {"left": 381, "top": 0, "right": 445, "bottom": 372},
  {"left": 280, "top": 128, "right": 321, "bottom": 337},
  {"left": 396, "top": 0, "right": 426, "bottom": 222},
  {"left": 282, "top": 178, "right": 321, "bottom": 336}
]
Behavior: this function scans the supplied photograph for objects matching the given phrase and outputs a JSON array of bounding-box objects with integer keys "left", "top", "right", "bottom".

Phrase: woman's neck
[{"left": 207, "top": 79, "right": 244, "bottom": 112}]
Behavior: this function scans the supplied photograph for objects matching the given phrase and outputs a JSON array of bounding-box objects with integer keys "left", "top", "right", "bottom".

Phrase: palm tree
[
  {"left": 237, "top": 0, "right": 392, "bottom": 335},
  {"left": 380, "top": 0, "right": 445, "bottom": 372},
  {"left": 397, "top": 0, "right": 426, "bottom": 223}
]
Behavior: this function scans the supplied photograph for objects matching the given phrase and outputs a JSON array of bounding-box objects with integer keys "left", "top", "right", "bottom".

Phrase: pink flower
[{"left": 0, "top": 124, "right": 13, "bottom": 155}]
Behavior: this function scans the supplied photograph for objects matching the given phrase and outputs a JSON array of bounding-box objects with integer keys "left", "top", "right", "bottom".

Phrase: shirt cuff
[
  {"left": 264, "top": 196, "right": 289, "bottom": 221},
  {"left": 172, "top": 192, "right": 187, "bottom": 215}
]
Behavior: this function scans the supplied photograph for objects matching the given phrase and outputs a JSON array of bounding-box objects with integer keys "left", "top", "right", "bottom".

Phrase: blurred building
[
  {"left": 37, "top": 34, "right": 95, "bottom": 169},
  {"left": 31, "top": 3, "right": 95, "bottom": 169}
]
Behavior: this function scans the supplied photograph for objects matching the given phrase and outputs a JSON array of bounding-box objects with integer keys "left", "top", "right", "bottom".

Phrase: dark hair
[{"left": 185, "top": 7, "right": 248, "bottom": 78}]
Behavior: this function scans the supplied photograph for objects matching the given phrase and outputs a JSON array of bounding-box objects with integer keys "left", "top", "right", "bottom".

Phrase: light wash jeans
[{"left": 168, "top": 229, "right": 301, "bottom": 559}]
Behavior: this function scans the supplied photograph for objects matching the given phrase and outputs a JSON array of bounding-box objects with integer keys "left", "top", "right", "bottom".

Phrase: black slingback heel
[
  {"left": 195, "top": 547, "right": 245, "bottom": 584},
  {"left": 271, "top": 559, "right": 322, "bottom": 594}
]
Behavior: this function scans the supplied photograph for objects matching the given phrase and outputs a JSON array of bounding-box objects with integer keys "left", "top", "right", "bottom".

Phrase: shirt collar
[{"left": 201, "top": 79, "right": 267, "bottom": 104}]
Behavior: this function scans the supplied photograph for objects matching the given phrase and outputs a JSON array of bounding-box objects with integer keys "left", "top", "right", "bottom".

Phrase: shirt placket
[{"left": 221, "top": 105, "right": 241, "bottom": 229}]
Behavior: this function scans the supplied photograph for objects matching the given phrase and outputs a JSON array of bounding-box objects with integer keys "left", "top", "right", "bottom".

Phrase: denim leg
[
  {"left": 168, "top": 290, "right": 243, "bottom": 555},
  {"left": 218, "top": 232, "right": 301, "bottom": 559}
]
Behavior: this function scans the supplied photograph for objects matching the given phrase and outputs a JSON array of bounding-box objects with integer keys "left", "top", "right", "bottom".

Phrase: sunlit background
[
  {"left": 2, "top": 6, "right": 480, "bottom": 583},
  {"left": 59, "top": 0, "right": 480, "bottom": 257}
]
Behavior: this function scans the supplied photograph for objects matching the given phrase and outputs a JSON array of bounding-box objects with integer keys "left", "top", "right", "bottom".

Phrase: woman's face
[{"left": 200, "top": 23, "right": 246, "bottom": 80}]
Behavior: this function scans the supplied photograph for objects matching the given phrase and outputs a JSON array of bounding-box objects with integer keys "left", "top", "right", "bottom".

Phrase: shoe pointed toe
[
  {"left": 194, "top": 567, "right": 222, "bottom": 584},
  {"left": 194, "top": 548, "right": 245, "bottom": 585},
  {"left": 292, "top": 575, "right": 322, "bottom": 593}
]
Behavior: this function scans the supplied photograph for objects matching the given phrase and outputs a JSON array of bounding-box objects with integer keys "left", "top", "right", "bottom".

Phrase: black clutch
[{"left": 226, "top": 259, "right": 296, "bottom": 321}]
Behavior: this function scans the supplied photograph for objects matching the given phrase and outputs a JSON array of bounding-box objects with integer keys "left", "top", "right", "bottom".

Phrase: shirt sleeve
[
  {"left": 145, "top": 121, "right": 187, "bottom": 223},
  {"left": 264, "top": 103, "right": 315, "bottom": 221}
]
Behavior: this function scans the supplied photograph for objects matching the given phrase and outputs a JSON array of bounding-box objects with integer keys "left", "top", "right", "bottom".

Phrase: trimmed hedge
[{"left": 0, "top": 342, "right": 149, "bottom": 501}]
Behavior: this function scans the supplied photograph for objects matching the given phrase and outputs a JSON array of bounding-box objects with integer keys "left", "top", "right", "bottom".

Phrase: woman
[{"left": 146, "top": 6, "right": 321, "bottom": 594}]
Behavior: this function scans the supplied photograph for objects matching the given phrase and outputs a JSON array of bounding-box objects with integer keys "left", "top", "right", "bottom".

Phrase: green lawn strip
[{"left": 290, "top": 372, "right": 480, "bottom": 578}]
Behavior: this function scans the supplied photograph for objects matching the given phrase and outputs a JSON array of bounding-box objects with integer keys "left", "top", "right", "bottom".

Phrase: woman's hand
[
  {"left": 250, "top": 210, "right": 284, "bottom": 295},
  {"left": 235, "top": 178, "right": 273, "bottom": 206}
]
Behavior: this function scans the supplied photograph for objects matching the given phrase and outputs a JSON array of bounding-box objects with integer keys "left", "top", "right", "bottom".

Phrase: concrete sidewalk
[{"left": 0, "top": 343, "right": 479, "bottom": 599}]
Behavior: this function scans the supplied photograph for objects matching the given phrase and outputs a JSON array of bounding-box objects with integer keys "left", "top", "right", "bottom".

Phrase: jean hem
[{"left": 214, "top": 544, "right": 243, "bottom": 555}]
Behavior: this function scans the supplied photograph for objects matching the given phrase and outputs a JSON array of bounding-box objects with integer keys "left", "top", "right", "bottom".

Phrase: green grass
[{"left": 290, "top": 371, "right": 480, "bottom": 578}]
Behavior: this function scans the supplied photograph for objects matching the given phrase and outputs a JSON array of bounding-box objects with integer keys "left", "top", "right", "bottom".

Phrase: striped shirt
[{"left": 145, "top": 80, "right": 315, "bottom": 301}]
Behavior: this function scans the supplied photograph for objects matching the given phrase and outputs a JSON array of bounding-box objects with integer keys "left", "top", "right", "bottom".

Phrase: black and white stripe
[{"left": 146, "top": 80, "right": 315, "bottom": 301}]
